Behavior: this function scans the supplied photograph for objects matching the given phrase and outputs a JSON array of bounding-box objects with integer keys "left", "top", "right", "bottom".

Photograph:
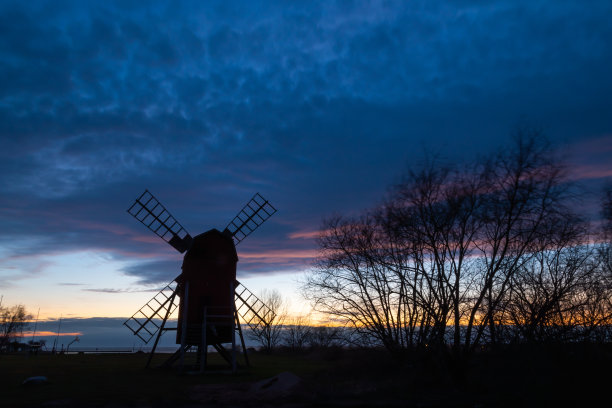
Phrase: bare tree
[
  {"left": 599, "top": 186, "right": 612, "bottom": 276},
  {"left": 283, "top": 314, "right": 312, "bottom": 351},
  {"left": 247, "top": 289, "right": 287, "bottom": 352},
  {"left": 503, "top": 216, "right": 596, "bottom": 342},
  {"left": 583, "top": 186, "right": 612, "bottom": 341},
  {"left": 304, "top": 158, "right": 487, "bottom": 354},
  {"left": 602, "top": 186, "right": 612, "bottom": 239},
  {"left": 574, "top": 268, "right": 612, "bottom": 342},
  {"left": 0, "top": 304, "right": 31, "bottom": 352},
  {"left": 305, "top": 214, "right": 419, "bottom": 353},
  {"left": 308, "top": 325, "right": 345, "bottom": 348},
  {"left": 460, "top": 131, "right": 574, "bottom": 351},
  {"left": 383, "top": 158, "right": 485, "bottom": 352},
  {"left": 305, "top": 130, "right": 594, "bottom": 357}
]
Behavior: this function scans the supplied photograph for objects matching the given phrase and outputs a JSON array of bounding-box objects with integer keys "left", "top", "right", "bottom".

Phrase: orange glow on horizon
[{"left": 22, "top": 331, "right": 83, "bottom": 337}]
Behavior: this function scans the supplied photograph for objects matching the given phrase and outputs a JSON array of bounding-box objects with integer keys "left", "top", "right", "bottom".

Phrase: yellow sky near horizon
[{"left": 1, "top": 248, "right": 314, "bottom": 321}]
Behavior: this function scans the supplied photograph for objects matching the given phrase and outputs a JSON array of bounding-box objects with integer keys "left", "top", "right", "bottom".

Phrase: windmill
[{"left": 123, "top": 190, "right": 277, "bottom": 371}]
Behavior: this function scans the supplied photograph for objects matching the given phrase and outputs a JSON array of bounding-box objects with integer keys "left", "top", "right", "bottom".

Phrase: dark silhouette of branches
[
  {"left": 308, "top": 325, "right": 345, "bottom": 348},
  {"left": 283, "top": 314, "right": 313, "bottom": 351},
  {"left": 0, "top": 304, "right": 31, "bottom": 352},
  {"left": 465, "top": 132, "right": 574, "bottom": 350},
  {"left": 603, "top": 187, "right": 612, "bottom": 239},
  {"left": 304, "top": 130, "right": 611, "bottom": 359},
  {"left": 503, "top": 217, "right": 597, "bottom": 343},
  {"left": 247, "top": 289, "right": 287, "bottom": 352}
]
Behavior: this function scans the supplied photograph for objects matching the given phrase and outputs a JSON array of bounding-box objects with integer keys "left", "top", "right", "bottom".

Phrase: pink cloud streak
[
  {"left": 240, "top": 249, "right": 317, "bottom": 260},
  {"left": 288, "top": 230, "right": 322, "bottom": 239}
]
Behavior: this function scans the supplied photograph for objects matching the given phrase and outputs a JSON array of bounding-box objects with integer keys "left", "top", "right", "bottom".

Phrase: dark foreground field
[{"left": 1, "top": 344, "right": 610, "bottom": 407}]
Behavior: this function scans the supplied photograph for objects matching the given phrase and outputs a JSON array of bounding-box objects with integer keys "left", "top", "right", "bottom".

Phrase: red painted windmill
[{"left": 123, "top": 190, "right": 277, "bottom": 370}]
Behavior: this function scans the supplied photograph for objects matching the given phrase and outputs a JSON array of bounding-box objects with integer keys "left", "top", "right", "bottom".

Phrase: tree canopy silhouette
[{"left": 304, "top": 130, "right": 612, "bottom": 357}]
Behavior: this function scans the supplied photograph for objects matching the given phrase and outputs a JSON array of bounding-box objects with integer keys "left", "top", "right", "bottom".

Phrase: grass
[
  {"left": 1, "top": 350, "right": 327, "bottom": 407},
  {"left": 1, "top": 344, "right": 611, "bottom": 407}
]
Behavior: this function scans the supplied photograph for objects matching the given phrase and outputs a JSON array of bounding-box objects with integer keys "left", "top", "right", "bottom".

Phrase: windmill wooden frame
[{"left": 123, "top": 190, "right": 277, "bottom": 372}]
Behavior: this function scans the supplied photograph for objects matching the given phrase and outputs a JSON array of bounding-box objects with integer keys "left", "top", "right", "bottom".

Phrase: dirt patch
[{"left": 191, "top": 372, "right": 305, "bottom": 407}]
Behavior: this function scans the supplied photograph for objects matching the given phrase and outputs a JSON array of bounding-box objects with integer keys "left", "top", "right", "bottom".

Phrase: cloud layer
[{"left": 1, "top": 0, "right": 611, "bottom": 290}]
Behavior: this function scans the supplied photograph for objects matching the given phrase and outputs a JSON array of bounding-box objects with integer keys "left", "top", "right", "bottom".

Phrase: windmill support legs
[
  {"left": 146, "top": 289, "right": 178, "bottom": 368},
  {"left": 199, "top": 306, "right": 207, "bottom": 373},
  {"left": 162, "top": 344, "right": 191, "bottom": 368},
  {"left": 235, "top": 308, "right": 250, "bottom": 367},
  {"left": 231, "top": 322, "right": 237, "bottom": 373},
  {"left": 230, "top": 281, "right": 237, "bottom": 373},
  {"left": 144, "top": 282, "right": 253, "bottom": 373},
  {"left": 179, "top": 281, "right": 190, "bottom": 372}
]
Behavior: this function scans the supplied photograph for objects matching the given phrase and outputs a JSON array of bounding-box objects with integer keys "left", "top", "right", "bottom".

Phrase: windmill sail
[
  {"left": 125, "top": 281, "right": 275, "bottom": 348},
  {"left": 234, "top": 281, "right": 276, "bottom": 331},
  {"left": 123, "top": 282, "right": 179, "bottom": 344},
  {"left": 127, "top": 189, "right": 193, "bottom": 253},
  {"left": 224, "top": 193, "right": 277, "bottom": 245}
]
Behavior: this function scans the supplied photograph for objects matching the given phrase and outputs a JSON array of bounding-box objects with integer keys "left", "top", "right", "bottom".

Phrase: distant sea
[{"left": 24, "top": 317, "right": 261, "bottom": 352}]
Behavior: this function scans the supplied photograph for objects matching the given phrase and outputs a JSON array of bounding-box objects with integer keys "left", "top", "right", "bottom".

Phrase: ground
[{"left": 1, "top": 345, "right": 610, "bottom": 407}]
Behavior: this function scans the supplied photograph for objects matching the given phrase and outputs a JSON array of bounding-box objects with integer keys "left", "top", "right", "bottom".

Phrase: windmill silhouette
[{"left": 123, "top": 190, "right": 277, "bottom": 371}]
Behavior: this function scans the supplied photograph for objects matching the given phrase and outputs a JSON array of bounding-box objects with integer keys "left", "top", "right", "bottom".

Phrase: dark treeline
[{"left": 304, "top": 130, "right": 612, "bottom": 358}]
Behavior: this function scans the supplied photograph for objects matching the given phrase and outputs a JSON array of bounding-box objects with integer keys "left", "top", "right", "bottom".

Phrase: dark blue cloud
[
  {"left": 1, "top": 0, "right": 611, "bottom": 286},
  {"left": 121, "top": 260, "right": 181, "bottom": 285}
]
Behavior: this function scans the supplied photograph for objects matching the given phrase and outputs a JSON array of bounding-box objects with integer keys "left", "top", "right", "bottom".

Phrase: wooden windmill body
[
  {"left": 123, "top": 190, "right": 277, "bottom": 371},
  {"left": 177, "top": 229, "right": 237, "bottom": 346}
]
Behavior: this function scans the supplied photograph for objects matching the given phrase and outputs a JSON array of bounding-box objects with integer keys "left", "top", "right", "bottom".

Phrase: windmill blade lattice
[
  {"left": 127, "top": 189, "right": 193, "bottom": 253},
  {"left": 234, "top": 281, "right": 276, "bottom": 331},
  {"left": 224, "top": 193, "right": 277, "bottom": 245},
  {"left": 123, "top": 282, "right": 179, "bottom": 344}
]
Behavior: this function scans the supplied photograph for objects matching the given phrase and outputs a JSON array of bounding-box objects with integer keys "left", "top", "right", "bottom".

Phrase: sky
[{"left": 1, "top": 0, "right": 611, "bottom": 346}]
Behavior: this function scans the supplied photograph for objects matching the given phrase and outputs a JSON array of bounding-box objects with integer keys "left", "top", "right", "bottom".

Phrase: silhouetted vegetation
[
  {"left": 0, "top": 304, "right": 31, "bottom": 353},
  {"left": 304, "top": 130, "right": 612, "bottom": 364},
  {"left": 282, "top": 314, "right": 313, "bottom": 351},
  {"left": 247, "top": 289, "right": 287, "bottom": 352}
]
